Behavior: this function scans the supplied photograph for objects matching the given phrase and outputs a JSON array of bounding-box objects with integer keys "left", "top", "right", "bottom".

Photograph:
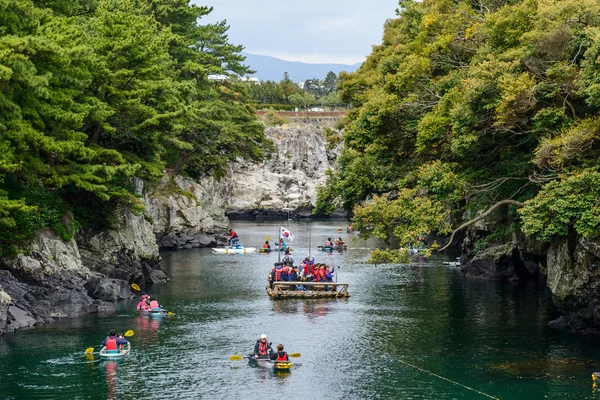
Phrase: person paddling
[
  {"left": 254, "top": 334, "right": 273, "bottom": 359},
  {"left": 271, "top": 344, "right": 289, "bottom": 362},
  {"left": 148, "top": 296, "right": 161, "bottom": 310},
  {"left": 136, "top": 294, "right": 150, "bottom": 311},
  {"left": 263, "top": 240, "right": 271, "bottom": 249},
  {"left": 102, "top": 329, "right": 129, "bottom": 354}
]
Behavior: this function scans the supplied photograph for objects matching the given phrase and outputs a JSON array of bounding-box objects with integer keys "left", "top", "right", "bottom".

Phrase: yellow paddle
[
  {"left": 130, "top": 284, "right": 174, "bottom": 316},
  {"left": 229, "top": 352, "right": 301, "bottom": 361},
  {"left": 85, "top": 330, "right": 134, "bottom": 354}
]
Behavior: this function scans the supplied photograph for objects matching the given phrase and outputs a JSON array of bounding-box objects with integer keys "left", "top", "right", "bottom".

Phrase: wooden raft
[{"left": 266, "top": 281, "right": 350, "bottom": 300}]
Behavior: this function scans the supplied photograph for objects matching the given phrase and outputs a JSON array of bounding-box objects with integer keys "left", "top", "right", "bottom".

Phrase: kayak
[
  {"left": 259, "top": 247, "right": 294, "bottom": 253},
  {"left": 247, "top": 355, "right": 292, "bottom": 371},
  {"left": 318, "top": 244, "right": 347, "bottom": 251},
  {"left": 212, "top": 246, "right": 257, "bottom": 254},
  {"left": 138, "top": 308, "right": 169, "bottom": 317},
  {"left": 99, "top": 343, "right": 131, "bottom": 360}
]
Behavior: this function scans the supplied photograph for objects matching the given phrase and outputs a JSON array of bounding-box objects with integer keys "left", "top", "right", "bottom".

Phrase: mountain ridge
[{"left": 242, "top": 52, "right": 361, "bottom": 82}]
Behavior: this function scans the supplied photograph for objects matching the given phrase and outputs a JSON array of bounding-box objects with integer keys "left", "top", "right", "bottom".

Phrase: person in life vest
[
  {"left": 102, "top": 329, "right": 129, "bottom": 354},
  {"left": 148, "top": 296, "right": 161, "bottom": 310},
  {"left": 253, "top": 334, "right": 273, "bottom": 359},
  {"left": 136, "top": 294, "right": 150, "bottom": 311},
  {"left": 263, "top": 240, "right": 271, "bottom": 249},
  {"left": 277, "top": 238, "right": 286, "bottom": 250},
  {"left": 336, "top": 237, "right": 344, "bottom": 246},
  {"left": 228, "top": 229, "right": 239, "bottom": 247},
  {"left": 325, "top": 237, "right": 332, "bottom": 247},
  {"left": 271, "top": 344, "right": 289, "bottom": 362},
  {"left": 282, "top": 249, "right": 294, "bottom": 266}
]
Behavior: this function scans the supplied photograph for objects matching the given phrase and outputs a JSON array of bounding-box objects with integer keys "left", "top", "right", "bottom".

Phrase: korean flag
[{"left": 280, "top": 226, "right": 295, "bottom": 242}]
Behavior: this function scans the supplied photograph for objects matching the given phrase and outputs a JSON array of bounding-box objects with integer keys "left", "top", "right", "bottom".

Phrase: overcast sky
[{"left": 195, "top": 1, "right": 400, "bottom": 64}]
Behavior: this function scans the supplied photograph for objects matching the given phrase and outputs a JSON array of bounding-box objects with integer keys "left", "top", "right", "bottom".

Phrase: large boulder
[
  {"left": 545, "top": 232, "right": 600, "bottom": 334},
  {"left": 144, "top": 176, "right": 230, "bottom": 250},
  {"left": 77, "top": 207, "right": 166, "bottom": 285},
  {"left": 0, "top": 287, "right": 10, "bottom": 336}
]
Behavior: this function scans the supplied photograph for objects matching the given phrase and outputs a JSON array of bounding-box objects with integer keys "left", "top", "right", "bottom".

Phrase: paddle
[
  {"left": 229, "top": 353, "right": 301, "bottom": 361},
  {"left": 130, "top": 284, "right": 174, "bottom": 316},
  {"left": 85, "top": 330, "right": 135, "bottom": 355}
]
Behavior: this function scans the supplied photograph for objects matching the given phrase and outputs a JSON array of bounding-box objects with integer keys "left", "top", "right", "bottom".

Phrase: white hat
[{"left": 260, "top": 334, "right": 267, "bottom": 339}]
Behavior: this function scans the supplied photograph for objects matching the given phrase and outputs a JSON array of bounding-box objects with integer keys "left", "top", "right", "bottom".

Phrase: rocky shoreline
[
  {"left": 3, "top": 116, "right": 600, "bottom": 337},
  {"left": 0, "top": 117, "right": 344, "bottom": 335}
]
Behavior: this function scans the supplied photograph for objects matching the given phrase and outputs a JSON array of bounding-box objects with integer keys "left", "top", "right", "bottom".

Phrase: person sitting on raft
[
  {"left": 282, "top": 249, "right": 294, "bottom": 266},
  {"left": 325, "top": 237, "right": 332, "bottom": 247},
  {"left": 228, "top": 229, "right": 239, "bottom": 247},
  {"left": 270, "top": 344, "right": 289, "bottom": 362},
  {"left": 136, "top": 294, "right": 150, "bottom": 311},
  {"left": 102, "top": 329, "right": 129, "bottom": 354},
  {"left": 269, "top": 263, "right": 284, "bottom": 288},
  {"left": 254, "top": 334, "right": 273, "bottom": 359}
]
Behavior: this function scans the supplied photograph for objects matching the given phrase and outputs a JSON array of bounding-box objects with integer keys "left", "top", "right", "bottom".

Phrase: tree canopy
[
  {"left": 0, "top": 0, "right": 271, "bottom": 255},
  {"left": 316, "top": 0, "right": 600, "bottom": 262}
]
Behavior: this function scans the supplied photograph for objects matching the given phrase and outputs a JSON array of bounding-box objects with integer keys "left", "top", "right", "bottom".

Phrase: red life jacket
[
  {"left": 263, "top": 243, "right": 269, "bottom": 248},
  {"left": 276, "top": 352, "right": 288, "bottom": 362},
  {"left": 274, "top": 267, "right": 282, "bottom": 281},
  {"left": 105, "top": 337, "right": 117, "bottom": 351},
  {"left": 149, "top": 300, "right": 159, "bottom": 309},
  {"left": 258, "top": 341, "right": 268, "bottom": 356},
  {"left": 325, "top": 240, "right": 332, "bottom": 246}
]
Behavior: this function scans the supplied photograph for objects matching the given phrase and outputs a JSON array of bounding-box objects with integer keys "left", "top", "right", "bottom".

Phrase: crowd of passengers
[{"left": 268, "top": 253, "right": 336, "bottom": 289}]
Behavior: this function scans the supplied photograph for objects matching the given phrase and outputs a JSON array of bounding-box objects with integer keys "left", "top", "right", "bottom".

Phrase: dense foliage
[
  {"left": 316, "top": 0, "right": 600, "bottom": 261},
  {"left": 248, "top": 71, "right": 346, "bottom": 109},
  {"left": 0, "top": 0, "right": 272, "bottom": 255}
]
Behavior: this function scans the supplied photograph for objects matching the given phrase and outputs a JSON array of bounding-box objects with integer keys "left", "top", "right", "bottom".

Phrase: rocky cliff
[
  {"left": 226, "top": 117, "right": 344, "bottom": 219},
  {"left": 457, "top": 209, "right": 600, "bottom": 335},
  {"left": 144, "top": 116, "right": 345, "bottom": 250},
  {"left": 0, "top": 209, "right": 166, "bottom": 335}
]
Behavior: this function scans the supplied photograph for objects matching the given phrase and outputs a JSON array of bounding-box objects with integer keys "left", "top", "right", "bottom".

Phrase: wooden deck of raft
[{"left": 266, "top": 281, "right": 350, "bottom": 299}]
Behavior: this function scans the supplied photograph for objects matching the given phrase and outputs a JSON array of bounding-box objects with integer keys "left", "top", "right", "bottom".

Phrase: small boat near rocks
[{"left": 212, "top": 245, "right": 256, "bottom": 254}]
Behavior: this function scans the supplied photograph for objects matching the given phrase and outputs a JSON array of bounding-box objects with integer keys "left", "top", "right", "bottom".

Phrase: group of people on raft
[
  {"left": 268, "top": 251, "right": 335, "bottom": 288},
  {"left": 253, "top": 334, "right": 289, "bottom": 362}
]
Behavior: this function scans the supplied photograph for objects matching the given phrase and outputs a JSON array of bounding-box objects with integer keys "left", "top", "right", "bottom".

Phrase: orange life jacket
[
  {"left": 105, "top": 337, "right": 117, "bottom": 351},
  {"left": 258, "top": 341, "right": 268, "bottom": 356},
  {"left": 149, "top": 300, "right": 159, "bottom": 309},
  {"left": 276, "top": 352, "right": 289, "bottom": 362}
]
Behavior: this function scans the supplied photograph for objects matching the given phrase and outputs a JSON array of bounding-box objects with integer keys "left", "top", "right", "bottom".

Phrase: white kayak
[
  {"left": 212, "top": 246, "right": 256, "bottom": 254},
  {"left": 99, "top": 343, "right": 131, "bottom": 360}
]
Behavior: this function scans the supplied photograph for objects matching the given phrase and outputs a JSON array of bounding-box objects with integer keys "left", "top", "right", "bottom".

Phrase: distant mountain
[{"left": 242, "top": 52, "right": 361, "bottom": 82}]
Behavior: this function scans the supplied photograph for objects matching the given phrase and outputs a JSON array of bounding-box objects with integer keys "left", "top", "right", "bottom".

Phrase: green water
[{"left": 2, "top": 221, "right": 600, "bottom": 399}]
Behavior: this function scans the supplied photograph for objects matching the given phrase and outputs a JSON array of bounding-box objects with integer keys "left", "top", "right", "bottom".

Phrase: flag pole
[{"left": 277, "top": 225, "right": 281, "bottom": 263}]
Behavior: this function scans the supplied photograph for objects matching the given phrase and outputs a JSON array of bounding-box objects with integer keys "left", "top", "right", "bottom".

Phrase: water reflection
[{"left": 105, "top": 361, "right": 118, "bottom": 400}]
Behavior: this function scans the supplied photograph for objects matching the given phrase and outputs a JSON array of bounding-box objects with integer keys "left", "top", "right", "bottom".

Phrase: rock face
[
  {"left": 226, "top": 117, "right": 345, "bottom": 219},
  {"left": 545, "top": 232, "right": 600, "bottom": 335},
  {"left": 0, "top": 209, "right": 165, "bottom": 335},
  {"left": 460, "top": 228, "right": 545, "bottom": 282},
  {"left": 144, "top": 176, "right": 230, "bottom": 250}
]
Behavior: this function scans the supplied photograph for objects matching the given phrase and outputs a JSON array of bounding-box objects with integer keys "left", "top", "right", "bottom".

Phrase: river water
[{"left": 2, "top": 221, "right": 600, "bottom": 399}]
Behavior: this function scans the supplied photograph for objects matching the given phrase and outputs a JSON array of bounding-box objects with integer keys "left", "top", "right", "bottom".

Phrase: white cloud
[{"left": 194, "top": 0, "right": 398, "bottom": 64}]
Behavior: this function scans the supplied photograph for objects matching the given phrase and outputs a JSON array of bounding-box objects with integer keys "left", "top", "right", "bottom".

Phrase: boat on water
[
  {"left": 259, "top": 247, "right": 294, "bottom": 253},
  {"left": 267, "top": 281, "right": 350, "bottom": 299},
  {"left": 247, "top": 355, "right": 292, "bottom": 371},
  {"left": 138, "top": 308, "right": 169, "bottom": 317},
  {"left": 99, "top": 343, "right": 131, "bottom": 360},
  {"left": 317, "top": 244, "right": 347, "bottom": 252},
  {"left": 212, "top": 245, "right": 256, "bottom": 254},
  {"left": 443, "top": 257, "right": 461, "bottom": 267}
]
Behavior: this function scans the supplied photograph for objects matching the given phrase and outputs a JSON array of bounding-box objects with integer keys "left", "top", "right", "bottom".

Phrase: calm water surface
[{"left": 2, "top": 221, "right": 600, "bottom": 399}]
